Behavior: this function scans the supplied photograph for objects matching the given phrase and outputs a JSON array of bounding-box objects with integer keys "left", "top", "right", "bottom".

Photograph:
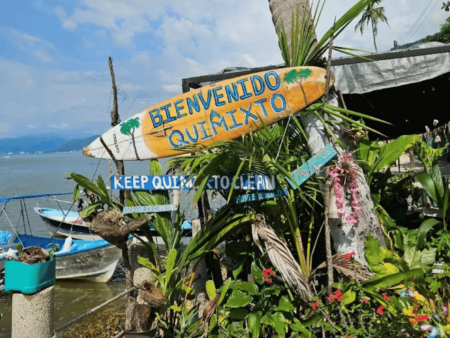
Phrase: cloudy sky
[{"left": 0, "top": 0, "right": 447, "bottom": 138}]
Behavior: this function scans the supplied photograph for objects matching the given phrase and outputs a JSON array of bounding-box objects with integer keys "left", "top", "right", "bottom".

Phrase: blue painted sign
[
  {"left": 234, "top": 189, "right": 288, "bottom": 204},
  {"left": 111, "top": 175, "right": 277, "bottom": 191},
  {"left": 123, "top": 204, "right": 177, "bottom": 214},
  {"left": 287, "top": 144, "right": 337, "bottom": 189}
]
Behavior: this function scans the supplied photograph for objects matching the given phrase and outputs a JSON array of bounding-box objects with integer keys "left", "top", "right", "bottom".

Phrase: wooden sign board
[
  {"left": 123, "top": 204, "right": 177, "bottom": 214},
  {"left": 234, "top": 189, "right": 288, "bottom": 204},
  {"left": 83, "top": 67, "right": 332, "bottom": 160},
  {"left": 111, "top": 174, "right": 277, "bottom": 191},
  {"left": 287, "top": 144, "right": 337, "bottom": 189}
]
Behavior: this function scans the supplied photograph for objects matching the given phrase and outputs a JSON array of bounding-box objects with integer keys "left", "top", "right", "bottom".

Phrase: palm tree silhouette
[
  {"left": 284, "top": 69, "right": 312, "bottom": 105},
  {"left": 355, "top": 0, "right": 389, "bottom": 53},
  {"left": 120, "top": 117, "right": 141, "bottom": 160}
]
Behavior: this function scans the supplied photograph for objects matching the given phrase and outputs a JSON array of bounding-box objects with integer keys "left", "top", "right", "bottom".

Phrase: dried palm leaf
[
  {"left": 315, "top": 253, "right": 374, "bottom": 282},
  {"left": 252, "top": 214, "right": 311, "bottom": 300},
  {"left": 189, "top": 294, "right": 220, "bottom": 338}
]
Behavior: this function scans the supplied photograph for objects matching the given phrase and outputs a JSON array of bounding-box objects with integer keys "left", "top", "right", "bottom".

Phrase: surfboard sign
[{"left": 83, "top": 67, "right": 332, "bottom": 161}]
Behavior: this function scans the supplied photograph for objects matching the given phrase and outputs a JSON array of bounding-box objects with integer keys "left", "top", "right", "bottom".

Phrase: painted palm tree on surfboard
[
  {"left": 283, "top": 68, "right": 313, "bottom": 105},
  {"left": 120, "top": 117, "right": 141, "bottom": 160}
]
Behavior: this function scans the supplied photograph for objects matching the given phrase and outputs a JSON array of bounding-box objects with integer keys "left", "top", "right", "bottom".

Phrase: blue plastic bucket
[{"left": 4, "top": 257, "right": 56, "bottom": 295}]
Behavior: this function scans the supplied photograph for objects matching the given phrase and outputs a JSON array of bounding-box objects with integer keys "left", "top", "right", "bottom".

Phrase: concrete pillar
[
  {"left": 129, "top": 239, "right": 154, "bottom": 286},
  {"left": 12, "top": 286, "right": 54, "bottom": 338}
]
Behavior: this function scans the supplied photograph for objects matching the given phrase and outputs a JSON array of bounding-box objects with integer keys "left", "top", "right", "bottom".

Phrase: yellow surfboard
[{"left": 83, "top": 67, "right": 332, "bottom": 160}]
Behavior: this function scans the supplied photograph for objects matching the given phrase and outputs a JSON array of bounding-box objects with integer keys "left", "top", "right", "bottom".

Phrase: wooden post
[
  {"left": 109, "top": 57, "right": 125, "bottom": 207},
  {"left": 192, "top": 219, "right": 208, "bottom": 318},
  {"left": 108, "top": 58, "right": 134, "bottom": 329}
]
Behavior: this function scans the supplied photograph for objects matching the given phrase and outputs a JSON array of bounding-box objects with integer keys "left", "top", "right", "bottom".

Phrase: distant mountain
[
  {"left": 0, "top": 135, "right": 98, "bottom": 153},
  {"left": 51, "top": 136, "right": 98, "bottom": 152}
]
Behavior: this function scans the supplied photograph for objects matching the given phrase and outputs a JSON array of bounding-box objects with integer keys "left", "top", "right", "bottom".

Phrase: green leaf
[
  {"left": 206, "top": 280, "right": 217, "bottom": 300},
  {"left": 210, "top": 314, "right": 218, "bottom": 331},
  {"left": 416, "top": 172, "right": 438, "bottom": 204},
  {"left": 164, "top": 249, "right": 177, "bottom": 292},
  {"left": 365, "top": 234, "right": 399, "bottom": 277},
  {"left": 219, "top": 278, "right": 232, "bottom": 305},
  {"left": 372, "top": 135, "right": 421, "bottom": 174},
  {"left": 229, "top": 308, "right": 248, "bottom": 320},
  {"left": 248, "top": 313, "right": 261, "bottom": 338},
  {"left": 416, "top": 219, "right": 441, "bottom": 250},
  {"left": 342, "top": 289, "right": 356, "bottom": 305},
  {"left": 72, "top": 184, "right": 80, "bottom": 203},
  {"left": 96, "top": 175, "right": 109, "bottom": 201},
  {"left": 231, "top": 281, "right": 259, "bottom": 295},
  {"left": 276, "top": 296, "right": 296, "bottom": 312},
  {"left": 362, "top": 269, "right": 423, "bottom": 291},
  {"left": 170, "top": 305, "right": 181, "bottom": 312},
  {"left": 290, "top": 318, "right": 312, "bottom": 337},
  {"left": 261, "top": 313, "right": 274, "bottom": 326},
  {"left": 138, "top": 256, "right": 163, "bottom": 283},
  {"left": 68, "top": 173, "right": 109, "bottom": 202},
  {"left": 272, "top": 312, "right": 286, "bottom": 337},
  {"left": 79, "top": 202, "right": 103, "bottom": 218},
  {"left": 233, "top": 264, "right": 244, "bottom": 279},
  {"left": 251, "top": 262, "right": 265, "bottom": 284},
  {"left": 224, "top": 290, "right": 252, "bottom": 308}
]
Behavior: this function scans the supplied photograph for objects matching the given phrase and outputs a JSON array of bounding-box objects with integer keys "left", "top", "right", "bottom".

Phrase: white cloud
[
  {"left": 162, "top": 84, "right": 181, "bottom": 93},
  {"left": 27, "top": 125, "right": 37, "bottom": 129},
  {"left": 33, "top": 50, "right": 52, "bottom": 62},
  {"left": 49, "top": 122, "right": 69, "bottom": 129},
  {"left": 0, "top": 26, "right": 56, "bottom": 63},
  {"left": 0, "top": 123, "right": 11, "bottom": 134}
]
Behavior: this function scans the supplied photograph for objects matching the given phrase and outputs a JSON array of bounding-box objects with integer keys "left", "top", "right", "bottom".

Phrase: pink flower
[{"left": 420, "top": 325, "right": 432, "bottom": 332}]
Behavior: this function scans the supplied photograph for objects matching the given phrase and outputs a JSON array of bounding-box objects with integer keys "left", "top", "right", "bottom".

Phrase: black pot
[{"left": 124, "top": 328, "right": 158, "bottom": 338}]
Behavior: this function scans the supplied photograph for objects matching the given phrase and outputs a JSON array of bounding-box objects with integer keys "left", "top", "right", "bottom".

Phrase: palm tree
[
  {"left": 120, "top": 117, "right": 141, "bottom": 160},
  {"left": 268, "top": 0, "right": 389, "bottom": 265},
  {"left": 355, "top": 0, "right": 389, "bottom": 53}
]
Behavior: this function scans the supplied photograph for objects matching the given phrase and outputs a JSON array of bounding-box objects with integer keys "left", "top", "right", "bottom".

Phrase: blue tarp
[{"left": 0, "top": 193, "right": 72, "bottom": 203}]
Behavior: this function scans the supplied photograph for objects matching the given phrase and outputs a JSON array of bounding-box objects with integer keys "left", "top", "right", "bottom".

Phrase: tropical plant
[
  {"left": 67, "top": 173, "right": 121, "bottom": 218},
  {"left": 425, "top": 17, "right": 450, "bottom": 44},
  {"left": 355, "top": 0, "right": 389, "bottom": 53},
  {"left": 120, "top": 117, "right": 141, "bottom": 160}
]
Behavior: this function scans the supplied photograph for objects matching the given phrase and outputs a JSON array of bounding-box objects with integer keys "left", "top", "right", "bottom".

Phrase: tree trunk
[
  {"left": 300, "top": 94, "right": 386, "bottom": 266},
  {"left": 372, "top": 21, "right": 378, "bottom": 53},
  {"left": 268, "top": 0, "right": 313, "bottom": 54},
  {"left": 268, "top": 0, "right": 386, "bottom": 266}
]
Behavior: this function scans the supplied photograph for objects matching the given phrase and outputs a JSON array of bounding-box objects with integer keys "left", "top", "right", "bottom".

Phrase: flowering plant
[{"left": 329, "top": 152, "right": 362, "bottom": 225}]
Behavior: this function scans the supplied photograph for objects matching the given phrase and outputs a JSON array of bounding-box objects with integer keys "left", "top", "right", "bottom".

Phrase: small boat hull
[
  {"left": 0, "top": 232, "right": 121, "bottom": 283},
  {"left": 35, "top": 207, "right": 101, "bottom": 240}
]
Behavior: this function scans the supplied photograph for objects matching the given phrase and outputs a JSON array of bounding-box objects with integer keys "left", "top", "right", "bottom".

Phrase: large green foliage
[{"left": 425, "top": 17, "right": 450, "bottom": 43}]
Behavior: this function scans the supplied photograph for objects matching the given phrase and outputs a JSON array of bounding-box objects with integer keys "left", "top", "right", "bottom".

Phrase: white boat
[
  {"left": 0, "top": 230, "right": 122, "bottom": 282},
  {"left": 35, "top": 207, "right": 193, "bottom": 241},
  {"left": 34, "top": 207, "right": 103, "bottom": 240}
]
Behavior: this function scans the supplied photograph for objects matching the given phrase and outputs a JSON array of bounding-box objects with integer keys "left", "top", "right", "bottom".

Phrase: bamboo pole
[{"left": 52, "top": 287, "right": 137, "bottom": 337}]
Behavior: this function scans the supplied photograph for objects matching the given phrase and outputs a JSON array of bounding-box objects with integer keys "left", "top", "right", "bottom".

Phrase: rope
[
  {"left": 50, "top": 199, "right": 77, "bottom": 240},
  {"left": 275, "top": 115, "right": 292, "bottom": 162},
  {"left": 2, "top": 206, "right": 24, "bottom": 247},
  {"left": 23, "top": 199, "right": 33, "bottom": 235}
]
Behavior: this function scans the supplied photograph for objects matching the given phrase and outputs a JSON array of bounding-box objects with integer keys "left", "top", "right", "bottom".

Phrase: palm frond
[{"left": 252, "top": 214, "right": 311, "bottom": 299}]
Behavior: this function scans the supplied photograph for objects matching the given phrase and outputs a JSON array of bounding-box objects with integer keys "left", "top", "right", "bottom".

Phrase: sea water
[{"left": 0, "top": 152, "right": 212, "bottom": 337}]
